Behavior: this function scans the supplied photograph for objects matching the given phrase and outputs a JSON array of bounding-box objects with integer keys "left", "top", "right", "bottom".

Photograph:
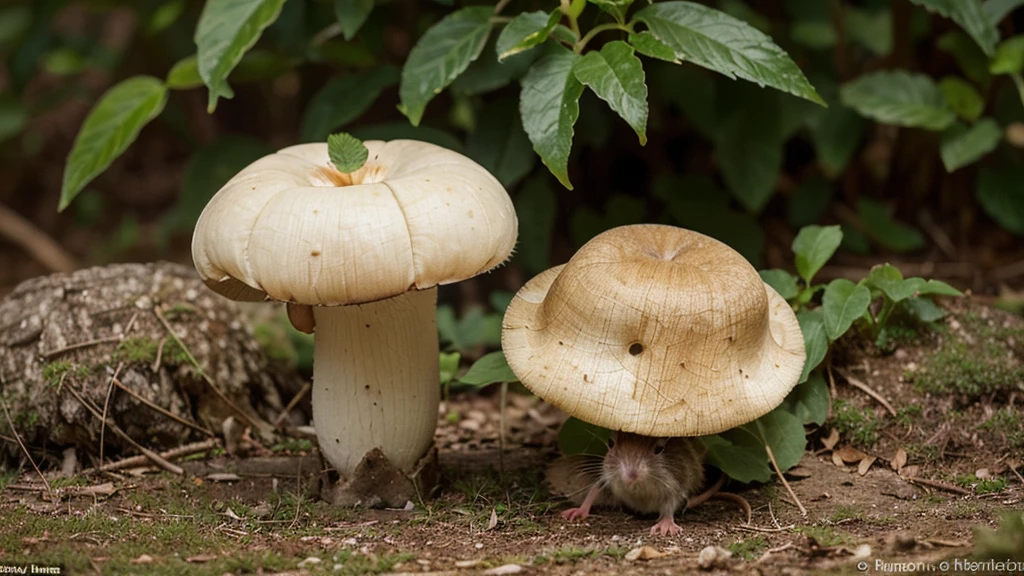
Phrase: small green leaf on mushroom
[{"left": 327, "top": 132, "right": 369, "bottom": 173}]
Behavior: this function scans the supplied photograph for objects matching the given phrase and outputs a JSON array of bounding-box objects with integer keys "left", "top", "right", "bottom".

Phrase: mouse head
[{"left": 603, "top": 431, "right": 669, "bottom": 487}]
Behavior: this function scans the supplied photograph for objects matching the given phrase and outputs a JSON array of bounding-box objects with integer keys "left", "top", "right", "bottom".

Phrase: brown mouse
[{"left": 547, "top": 431, "right": 751, "bottom": 535}]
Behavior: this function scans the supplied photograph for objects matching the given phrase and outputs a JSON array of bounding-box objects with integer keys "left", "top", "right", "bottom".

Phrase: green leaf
[
  {"left": 759, "top": 269, "right": 800, "bottom": 300},
  {"left": 717, "top": 0, "right": 771, "bottom": 33},
  {"left": 940, "top": 118, "right": 1002, "bottom": 172},
  {"left": 901, "top": 297, "right": 948, "bottom": 322},
  {"left": 990, "top": 34, "right": 1024, "bottom": 74},
  {"left": 985, "top": 0, "right": 1024, "bottom": 24},
  {"left": 452, "top": 38, "right": 540, "bottom": 96},
  {"left": 195, "top": 0, "right": 286, "bottom": 112},
  {"left": 458, "top": 351, "right": 518, "bottom": 386},
  {"left": 750, "top": 408, "right": 807, "bottom": 472},
  {"left": 856, "top": 198, "right": 926, "bottom": 252},
  {"left": 841, "top": 224, "right": 872, "bottom": 255},
  {"left": 571, "top": 194, "right": 647, "bottom": 247},
  {"left": 628, "top": 32, "right": 678, "bottom": 62},
  {"left": 439, "top": 351, "right": 461, "bottom": 385},
  {"left": 520, "top": 47, "right": 583, "bottom": 189},
  {"left": 558, "top": 417, "right": 611, "bottom": 456},
  {"left": 465, "top": 97, "right": 535, "bottom": 188},
  {"left": 300, "top": 66, "right": 399, "bottom": 142},
  {"left": 781, "top": 372, "right": 830, "bottom": 426},
  {"left": 940, "top": 76, "right": 985, "bottom": 121},
  {"left": 717, "top": 90, "right": 782, "bottom": 213},
  {"left": 797, "top": 309, "right": 827, "bottom": 383},
  {"left": 590, "top": 0, "right": 633, "bottom": 23},
  {"left": 398, "top": 6, "right": 493, "bottom": 126},
  {"left": 908, "top": 0, "right": 998, "bottom": 56},
  {"left": 788, "top": 177, "right": 833, "bottom": 228},
  {"left": 917, "top": 279, "right": 963, "bottom": 296},
  {"left": 656, "top": 65, "right": 717, "bottom": 139},
  {"left": 437, "top": 306, "right": 503, "bottom": 353},
  {"left": 938, "top": 31, "right": 992, "bottom": 85},
  {"left": 790, "top": 20, "right": 836, "bottom": 50},
  {"left": 0, "top": 95, "right": 27, "bottom": 144},
  {"left": 572, "top": 41, "right": 648, "bottom": 145},
  {"left": 840, "top": 70, "right": 957, "bottom": 131},
  {"left": 822, "top": 278, "right": 872, "bottom": 341},
  {"left": 977, "top": 165, "right": 1024, "bottom": 235},
  {"left": 634, "top": 2, "right": 824, "bottom": 105},
  {"left": 327, "top": 133, "right": 368, "bottom": 173},
  {"left": 147, "top": 0, "right": 186, "bottom": 35},
  {"left": 60, "top": 76, "right": 168, "bottom": 212},
  {"left": 349, "top": 122, "right": 463, "bottom": 151},
  {"left": 700, "top": 433, "right": 771, "bottom": 483},
  {"left": 845, "top": 7, "right": 893, "bottom": 56},
  {"left": 792, "top": 224, "right": 843, "bottom": 285},
  {"left": 865, "top": 264, "right": 913, "bottom": 301},
  {"left": 496, "top": 10, "right": 559, "bottom": 61},
  {"left": 513, "top": 175, "right": 557, "bottom": 275},
  {"left": 811, "top": 105, "right": 868, "bottom": 177},
  {"left": 166, "top": 55, "right": 203, "bottom": 89},
  {"left": 334, "top": 0, "right": 373, "bottom": 41},
  {"left": 490, "top": 291, "right": 514, "bottom": 313}
]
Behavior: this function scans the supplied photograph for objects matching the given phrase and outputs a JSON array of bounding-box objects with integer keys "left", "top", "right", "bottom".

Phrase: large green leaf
[
  {"left": 856, "top": 198, "right": 926, "bottom": 252},
  {"left": 797, "top": 309, "right": 827, "bottom": 384},
  {"left": 572, "top": 41, "right": 648, "bottom": 145},
  {"left": 908, "top": 0, "right": 998, "bottom": 56},
  {"left": 496, "top": 10, "right": 559, "bottom": 61},
  {"left": 703, "top": 408, "right": 806, "bottom": 483},
  {"left": 333, "top": 0, "right": 373, "bottom": 41},
  {"left": 60, "top": 76, "right": 168, "bottom": 212},
  {"left": 822, "top": 278, "right": 871, "bottom": 341},
  {"left": 301, "top": 66, "right": 399, "bottom": 142},
  {"left": 458, "top": 351, "right": 518, "bottom": 386},
  {"left": 513, "top": 175, "right": 557, "bottom": 275},
  {"left": 845, "top": 7, "right": 893, "bottom": 56},
  {"left": 940, "top": 118, "right": 1002, "bottom": 172},
  {"left": 520, "top": 47, "right": 583, "bottom": 189},
  {"left": 634, "top": 1, "right": 824, "bottom": 105},
  {"left": 453, "top": 38, "right": 540, "bottom": 96},
  {"left": 788, "top": 177, "right": 833, "bottom": 228},
  {"left": 792, "top": 224, "right": 843, "bottom": 285},
  {"left": 465, "top": 97, "right": 535, "bottom": 188},
  {"left": 811, "top": 105, "right": 867, "bottom": 177},
  {"left": 656, "top": 65, "right": 717, "bottom": 139},
  {"left": 937, "top": 31, "right": 992, "bottom": 85},
  {"left": 195, "top": 0, "right": 286, "bottom": 112},
  {"left": 437, "top": 306, "right": 502, "bottom": 353},
  {"left": 865, "top": 263, "right": 921, "bottom": 303},
  {"left": 628, "top": 32, "right": 678, "bottom": 62},
  {"left": 398, "top": 7, "right": 492, "bottom": 126},
  {"left": 977, "top": 165, "right": 1024, "bottom": 235},
  {"left": 759, "top": 269, "right": 799, "bottom": 301},
  {"left": 939, "top": 76, "right": 985, "bottom": 121},
  {"left": 990, "top": 34, "right": 1024, "bottom": 74},
  {"left": 589, "top": 0, "right": 633, "bottom": 23},
  {"left": 985, "top": 0, "right": 1024, "bottom": 24},
  {"left": 781, "top": 372, "right": 830, "bottom": 426},
  {"left": 840, "top": 70, "right": 957, "bottom": 131},
  {"left": 717, "top": 90, "right": 782, "bottom": 213}
]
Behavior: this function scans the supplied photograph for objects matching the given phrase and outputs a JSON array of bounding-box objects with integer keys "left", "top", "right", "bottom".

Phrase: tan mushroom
[
  {"left": 192, "top": 140, "right": 517, "bottom": 476},
  {"left": 501, "top": 224, "right": 804, "bottom": 436}
]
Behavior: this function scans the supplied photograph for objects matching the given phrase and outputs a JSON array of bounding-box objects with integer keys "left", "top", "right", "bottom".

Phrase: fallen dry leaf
[
  {"left": 858, "top": 456, "right": 877, "bottom": 476},
  {"left": 784, "top": 466, "right": 813, "bottom": 479},
  {"left": 831, "top": 451, "right": 846, "bottom": 468},
  {"left": 130, "top": 554, "right": 154, "bottom": 565},
  {"left": 697, "top": 545, "right": 732, "bottom": 569},
  {"left": 900, "top": 465, "right": 920, "bottom": 478},
  {"left": 482, "top": 564, "right": 524, "bottom": 575},
  {"left": 206, "top": 473, "right": 241, "bottom": 482},
  {"left": 835, "top": 446, "right": 868, "bottom": 463},
  {"left": 186, "top": 553, "right": 218, "bottom": 563},
  {"left": 822, "top": 428, "right": 840, "bottom": 450},
  {"left": 625, "top": 546, "right": 666, "bottom": 561},
  {"left": 975, "top": 468, "right": 991, "bottom": 479},
  {"left": 487, "top": 508, "right": 498, "bottom": 530},
  {"left": 455, "top": 559, "right": 482, "bottom": 568},
  {"left": 891, "top": 448, "right": 907, "bottom": 471}
]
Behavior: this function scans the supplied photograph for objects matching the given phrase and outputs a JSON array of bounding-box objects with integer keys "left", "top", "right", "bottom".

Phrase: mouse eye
[
  {"left": 653, "top": 445, "right": 665, "bottom": 455},
  {"left": 606, "top": 437, "right": 615, "bottom": 449}
]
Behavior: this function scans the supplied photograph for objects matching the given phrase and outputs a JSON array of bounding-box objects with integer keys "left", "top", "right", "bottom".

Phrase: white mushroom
[
  {"left": 501, "top": 224, "right": 805, "bottom": 436},
  {"left": 192, "top": 140, "right": 517, "bottom": 475}
]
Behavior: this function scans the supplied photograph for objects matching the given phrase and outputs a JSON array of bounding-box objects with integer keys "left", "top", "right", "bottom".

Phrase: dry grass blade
[
  {"left": 274, "top": 382, "right": 311, "bottom": 428},
  {"left": 764, "top": 442, "right": 807, "bottom": 516},
  {"left": 111, "top": 376, "right": 214, "bottom": 437},
  {"left": 81, "top": 439, "right": 220, "bottom": 475},
  {"left": 836, "top": 368, "right": 897, "bottom": 417},
  {"left": 0, "top": 397, "right": 51, "bottom": 495}
]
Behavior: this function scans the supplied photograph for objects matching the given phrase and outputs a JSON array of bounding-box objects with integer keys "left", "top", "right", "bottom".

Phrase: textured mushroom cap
[
  {"left": 191, "top": 140, "right": 517, "bottom": 305},
  {"left": 501, "top": 224, "right": 805, "bottom": 437}
]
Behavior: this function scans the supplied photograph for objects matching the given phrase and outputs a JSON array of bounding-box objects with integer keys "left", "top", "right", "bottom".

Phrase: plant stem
[
  {"left": 575, "top": 22, "right": 632, "bottom": 53},
  {"left": 1012, "top": 74, "right": 1024, "bottom": 111},
  {"left": 494, "top": 0, "right": 514, "bottom": 15}
]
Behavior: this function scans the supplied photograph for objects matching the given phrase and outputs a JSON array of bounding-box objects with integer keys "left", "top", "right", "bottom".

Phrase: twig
[
  {"left": 153, "top": 305, "right": 264, "bottom": 434},
  {"left": 918, "top": 211, "right": 958, "bottom": 260},
  {"left": 81, "top": 439, "right": 219, "bottom": 475},
  {"left": 110, "top": 376, "right": 214, "bottom": 437},
  {"left": 756, "top": 542, "right": 796, "bottom": 563},
  {"left": 494, "top": 0, "right": 514, "bottom": 14},
  {"left": 826, "top": 363, "right": 837, "bottom": 397},
  {"left": 499, "top": 381, "right": 509, "bottom": 510},
  {"left": 903, "top": 476, "right": 971, "bottom": 496},
  {"left": 0, "top": 399, "right": 51, "bottom": 495},
  {"left": 42, "top": 336, "right": 122, "bottom": 359},
  {"left": 0, "top": 202, "right": 76, "bottom": 273},
  {"left": 65, "top": 385, "right": 184, "bottom": 475},
  {"left": 1008, "top": 462, "right": 1024, "bottom": 486},
  {"left": 152, "top": 338, "right": 166, "bottom": 373},
  {"left": 289, "top": 460, "right": 303, "bottom": 530},
  {"left": 836, "top": 368, "right": 897, "bottom": 417},
  {"left": 274, "top": 382, "right": 311, "bottom": 428},
  {"left": 768, "top": 500, "right": 782, "bottom": 530},
  {"left": 992, "top": 258, "right": 1024, "bottom": 282},
  {"left": 99, "top": 362, "right": 125, "bottom": 468},
  {"left": 734, "top": 523, "right": 796, "bottom": 533},
  {"left": 765, "top": 442, "right": 807, "bottom": 516}
]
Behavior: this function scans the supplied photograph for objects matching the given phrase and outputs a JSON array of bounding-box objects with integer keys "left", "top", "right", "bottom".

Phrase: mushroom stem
[{"left": 311, "top": 287, "right": 440, "bottom": 476}]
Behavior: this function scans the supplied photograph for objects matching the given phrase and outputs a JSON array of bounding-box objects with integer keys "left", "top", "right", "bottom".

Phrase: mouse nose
[{"left": 623, "top": 470, "right": 638, "bottom": 485}]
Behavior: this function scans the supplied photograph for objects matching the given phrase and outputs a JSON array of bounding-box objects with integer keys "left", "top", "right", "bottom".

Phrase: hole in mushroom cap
[{"left": 628, "top": 342, "right": 644, "bottom": 356}]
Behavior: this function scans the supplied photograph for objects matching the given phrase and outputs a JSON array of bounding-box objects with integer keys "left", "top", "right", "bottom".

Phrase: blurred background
[{"left": 1, "top": 0, "right": 1023, "bottom": 319}]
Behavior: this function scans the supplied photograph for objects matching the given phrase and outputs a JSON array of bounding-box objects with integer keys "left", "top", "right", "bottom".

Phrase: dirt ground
[{"left": 1, "top": 300, "right": 1023, "bottom": 575}]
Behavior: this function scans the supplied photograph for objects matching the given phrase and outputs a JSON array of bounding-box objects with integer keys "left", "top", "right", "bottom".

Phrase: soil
[{"left": 1, "top": 300, "right": 1023, "bottom": 575}]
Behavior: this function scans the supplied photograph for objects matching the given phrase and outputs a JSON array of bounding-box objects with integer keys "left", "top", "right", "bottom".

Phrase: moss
[
  {"left": 895, "top": 404, "right": 922, "bottom": 426},
  {"left": 270, "top": 438, "right": 314, "bottom": 453},
  {"left": 831, "top": 399, "right": 883, "bottom": 447},
  {"left": 253, "top": 322, "right": 298, "bottom": 364},
  {"left": 728, "top": 536, "right": 768, "bottom": 561},
  {"left": 980, "top": 407, "right": 1024, "bottom": 448},
  {"left": 549, "top": 546, "right": 598, "bottom": 564},
  {"left": 795, "top": 526, "right": 853, "bottom": 547},
  {"left": 908, "top": 314, "right": 1024, "bottom": 397},
  {"left": 828, "top": 505, "right": 863, "bottom": 523},
  {"left": 973, "top": 512, "right": 1024, "bottom": 561},
  {"left": 42, "top": 361, "right": 91, "bottom": 386},
  {"left": 114, "top": 337, "right": 189, "bottom": 367},
  {"left": 163, "top": 303, "right": 198, "bottom": 320},
  {"left": 954, "top": 474, "right": 1008, "bottom": 495},
  {"left": 905, "top": 443, "right": 942, "bottom": 463}
]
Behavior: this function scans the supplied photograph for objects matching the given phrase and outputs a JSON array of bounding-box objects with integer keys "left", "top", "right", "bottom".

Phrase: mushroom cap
[
  {"left": 501, "top": 224, "right": 805, "bottom": 437},
  {"left": 192, "top": 140, "right": 517, "bottom": 305}
]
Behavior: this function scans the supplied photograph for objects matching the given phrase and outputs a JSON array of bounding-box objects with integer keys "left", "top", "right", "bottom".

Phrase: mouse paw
[
  {"left": 649, "top": 516, "right": 682, "bottom": 536},
  {"left": 561, "top": 507, "right": 591, "bottom": 521}
]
